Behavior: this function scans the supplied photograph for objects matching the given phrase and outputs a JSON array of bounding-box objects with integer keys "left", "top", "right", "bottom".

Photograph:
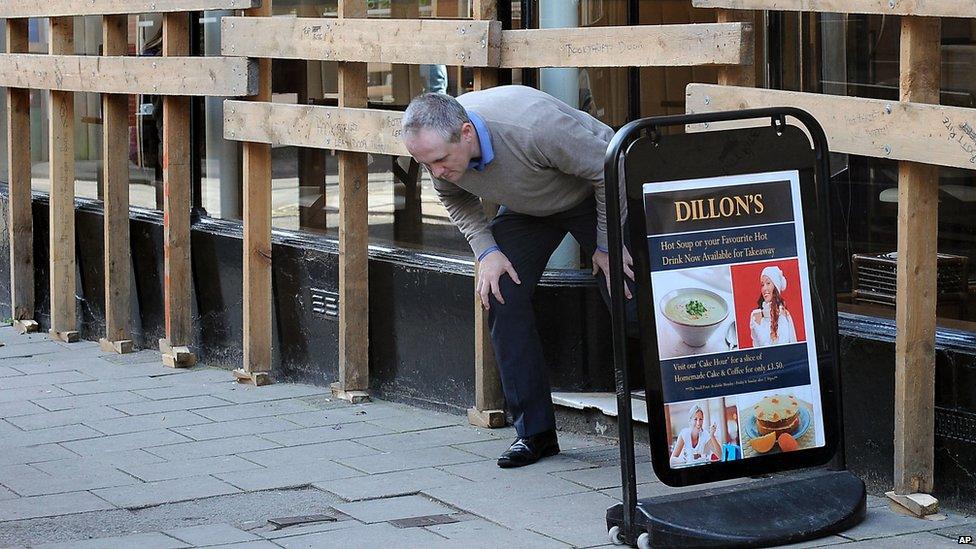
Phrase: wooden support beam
[
  {"left": 0, "top": 0, "right": 259, "bottom": 18},
  {"left": 235, "top": 0, "right": 274, "bottom": 387},
  {"left": 221, "top": 16, "right": 500, "bottom": 67},
  {"left": 5, "top": 19, "right": 36, "bottom": 334},
  {"left": 498, "top": 23, "right": 753, "bottom": 68},
  {"left": 0, "top": 54, "right": 258, "bottom": 96},
  {"left": 98, "top": 14, "right": 132, "bottom": 355},
  {"left": 685, "top": 84, "right": 976, "bottom": 170},
  {"left": 692, "top": 0, "right": 975, "bottom": 18},
  {"left": 48, "top": 17, "right": 78, "bottom": 344},
  {"left": 159, "top": 12, "right": 196, "bottom": 368},
  {"left": 332, "top": 0, "right": 370, "bottom": 403},
  {"left": 222, "top": 101, "right": 408, "bottom": 155},
  {"left": 893, "top": 15, "right": 940, "bottom": 508},
  {"left": 716, "top": 11, "right": 757, "bottom": 87},
  {"left": 468, "top": 0, "right": 506, "bottom": 430}
]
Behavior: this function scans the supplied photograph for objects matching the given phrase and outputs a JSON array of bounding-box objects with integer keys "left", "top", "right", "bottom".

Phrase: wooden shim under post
[
  {"left": 893, "top": 15, "right": 940, "bottom": 511},
  {"left": 236, "top": 0, "right": 274, "bottom": 387},
  {"left": 48, "top": 16, "right": 78, "bottom": 344},
  {"left": 468, "top": 0, "right": 506, "bottom": 430},
  {"left": 99, "top": 14, "right": 133, "bottom": 355},
  {"left": 160, "top": 12, "right": 196, "bottom": 368},
  {"left": 332, "top": 0, "right": 370, "bottom": 403},
  {"left": 5, "top": 19, "right": 35, "bottom": 334}
]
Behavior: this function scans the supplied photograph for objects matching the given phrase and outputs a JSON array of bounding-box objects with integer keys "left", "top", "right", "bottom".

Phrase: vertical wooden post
[
  {"left": 98, "top": 14, "right": 133, "bottom": 355},
  {"left": 331, "top": 0, "right": 370, "bottom": 403},
  {"left": 159, "top": 12, "right": 196, "bottom": 368},
  {"left": 234, "top": 0, "right": 274, "bottom": 386},
  {"left": 467, "top": 0, "right": 506, "bottom": 429},
  {"left": 48, "top": 17, "right": 79, "bottom": 343},
  {"left": 716, "top": 9, "right": 756, "bottom": 87},
  {"left": 891, "top": 16, "right": 941, "bottom": 510},
  {"left": 6, "top": 19, "right": 37, "bottom": 335}
]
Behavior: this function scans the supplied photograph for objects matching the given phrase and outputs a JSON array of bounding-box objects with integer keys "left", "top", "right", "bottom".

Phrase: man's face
[{"left": 403, "top": 124, "right": 476, "bottom": 184}]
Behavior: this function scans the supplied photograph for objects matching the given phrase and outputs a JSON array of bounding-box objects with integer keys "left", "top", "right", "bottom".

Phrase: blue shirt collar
[{"left": 466, "top": 110, "right": 494, "bottom": 171}]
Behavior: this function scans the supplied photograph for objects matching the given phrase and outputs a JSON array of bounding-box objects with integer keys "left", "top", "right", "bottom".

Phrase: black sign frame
[{"left": 604, "top": 109, "right": 844, "bottom": 497}]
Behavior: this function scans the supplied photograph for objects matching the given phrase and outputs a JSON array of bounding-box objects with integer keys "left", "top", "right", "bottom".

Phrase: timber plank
[
  {"left": 240, "top": 0, "right": 273, "bottom": 385},
  {"left": 5, "top": 19, "right": 33, "bottom": 327},
  {"left": 685, "top": 84, "right": 976, "bottom": 170},
  {"left": 48, "top": 16, "right": 78, "bottom": 343},
  {"left": 469, "top": 0, "right": 505, "bottom": 429},
  {"left": 221, "top": 16, "right": 500, "bottom": 67},
  {"left": 0, "top": 0, "right": 259, "bottom": 18},
  {"left": 894, "top": 16, "right": 940, "bottom": 498},
  {"left": 160, "top": 12, "right": 195, "bottom": 367},
  {"left": 223, "top": 101, "right": 407, "bottom": 156},
  {"left": 101, "top": 14, "right": 132, "bottom": 353},
  {"left": 498, "top": 23, "right": 753, "bottom": 68},
  {"left": 692, "top": 0, "right": 976, "bottom": 17},
  {"left": 0, "top": 54, "right": 257, "bottom": 96},
  {"left": 335, "top": 0, "right": 370, "bottom": 399}
]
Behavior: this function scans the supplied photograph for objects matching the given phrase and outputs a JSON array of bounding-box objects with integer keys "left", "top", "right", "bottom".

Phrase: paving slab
[
  {"left": 214, "top": 458, "right": 363, "bottom": 492},
  {"left": 362, "top": 410, "right": 464, "bottom": 433},
  {"left": 0, "top": 491, "right": 116, "bottom": 521},
  {"left": 32, "top": 532, "right": 189, "bottom": 549},
  {"left": 62, "top": 428, "right": 192, "bottom": 455},
  {"left": 240, "top": 440, "right": 378, "bottom": 467},
  {"left": 259, "top": 421, "right": 394, "bottom": 446},
  {"left": 213, "top": 383, "right": 331, "bottom": 404},
  {"left": 274, "top": 521, "right": 450, "bottom": 549},
  {"left": 354, "top": 425, "right": 498, "bottom": 452},
  {"left": 336, "top": 445, "right": 485, "bottom": 475},
  {"left": 441, "top": 454, "right": 597, "bottom": 483},
  {"left": 840, "top": 506, "right": 973, "bottom": 541},
  {"left": 0, "top": 443, "right": 77, "bottom": 466},
  {"left": 553, "top": 463, "right": 659, "bottom": 490},
  {"left": 2, "top": 423, "right": 103, "bottom": 447},
  {"left": 172, "top": 416, "right": 309, "bottom": 442},
  {"left": 195, "top": 399, "right": 321, "bottom": 422},
  {"left": 58, "top": 376, "right": 179, "bottom": 396},
  {"left": 164, "top": 523, "right": 262, "bottom": 546},
  {"left": 205, "top": 541, "right": 281, "bottom": 549},
  {"left": 0, "top": 385, "right": 72, "bottom": 404},
  {"left": 92, "top": 475, "right": 242, "bottom": 509},
  {"left": 133, "top": 383, "right": 239, "bottom": 401},
  {"left": 32, "top": 451, "right": 166, "bottom": 473},
  {"left": 145, "top": 435, "right": 282, "bottom": 461},
  {"left": 0, "top": 340, "right": 69, "bottom": 359},
  {"left": 122, "top": 455, "right": 264, "bottom": 482},
  {"left": 313, "top": 467, "right": 472, "bottom": 501},
  {"left": 0, "top": 400, "right": 48, "bottom": 419},
  {"left": 85, "top": 410, "right": 212, "bottom": 436},
  {"left": 6, "top": 405, "right": 127, "bottom": 430},
  {"left": 0, "top": 370, "right": 95, "bottom": 389},
  {"left": 333, "top": 494, "right": 457, "bottom": 524},
  {"left": 280, "top": 403, "right": 402, "bottom": 427},
  {"left": 0, "top": 463, "right": 139, "bottom": 496},
  {"left": 32, "top": 390, "right": 149, "bottom": 412},
  {"left": 839, "top": 531, "right": 960, "bottom": 547},
  {"left": 425, "top": 518, "right": 571, "bottom": 548},
  {"left": 111, "top": 395, "right": 235, "bottom": 416}
]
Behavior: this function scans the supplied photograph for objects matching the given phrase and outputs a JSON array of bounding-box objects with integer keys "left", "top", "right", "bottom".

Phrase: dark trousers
[{"left": 487, "top": 196, "right": 636, "bottom": 438}]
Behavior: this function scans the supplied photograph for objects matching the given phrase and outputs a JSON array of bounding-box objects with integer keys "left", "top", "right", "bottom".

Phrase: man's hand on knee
[
  {"left": 477, "top": 250, "right": 521, "bottom": 310},
  {"left": 592, "top": 245, "right": 635, "bottom": 299}
]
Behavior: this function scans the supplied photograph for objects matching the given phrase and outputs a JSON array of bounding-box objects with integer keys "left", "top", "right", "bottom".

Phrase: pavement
[{"left": 0, "top": 325, "right": 973, "bottom": 548}]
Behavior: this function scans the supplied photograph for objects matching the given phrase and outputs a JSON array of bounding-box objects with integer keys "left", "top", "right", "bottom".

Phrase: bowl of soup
[{"left": 659, "top": 288, "right": 729, "bottom": 347}]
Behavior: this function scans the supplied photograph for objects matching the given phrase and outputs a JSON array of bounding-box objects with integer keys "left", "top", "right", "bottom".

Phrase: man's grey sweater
[{"left": 434, "top": 85, "right": 617, "bottom": 258}]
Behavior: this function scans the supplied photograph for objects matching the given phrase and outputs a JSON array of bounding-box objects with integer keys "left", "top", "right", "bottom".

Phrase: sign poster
[{"left": 643, "top": 170, "right": 826, "bottom": 469}]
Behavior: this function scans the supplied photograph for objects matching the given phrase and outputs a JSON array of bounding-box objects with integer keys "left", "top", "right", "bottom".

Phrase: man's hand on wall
[
  {"left": 592, "top": 246, "right": 634, "bottom": 299},
  {"left": 477, "top": 250, "right": 521, "bottom": 310}
]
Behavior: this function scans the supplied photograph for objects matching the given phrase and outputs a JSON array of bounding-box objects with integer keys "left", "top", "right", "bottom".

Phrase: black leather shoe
[{"left": 497, "top": 430, "right": 560, "bottom": 468}]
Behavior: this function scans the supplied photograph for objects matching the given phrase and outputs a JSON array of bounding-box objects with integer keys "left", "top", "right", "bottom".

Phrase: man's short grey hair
[{"left": 402, "top": 93, "right": 470, "bottom": 143}]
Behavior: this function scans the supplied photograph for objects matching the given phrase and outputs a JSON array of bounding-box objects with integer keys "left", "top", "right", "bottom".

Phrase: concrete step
[{"left": 553, "top": 391, "right": 651, "bottom": 443}]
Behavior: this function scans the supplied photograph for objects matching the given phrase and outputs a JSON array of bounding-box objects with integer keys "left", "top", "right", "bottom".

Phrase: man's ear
[{"left": 460, "top": 122, "right": 476, "bottom": 143}]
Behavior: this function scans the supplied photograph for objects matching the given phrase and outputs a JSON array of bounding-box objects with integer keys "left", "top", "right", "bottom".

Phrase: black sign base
[{"left": 605, "top": 469, "right": 866, "bottom": 548}]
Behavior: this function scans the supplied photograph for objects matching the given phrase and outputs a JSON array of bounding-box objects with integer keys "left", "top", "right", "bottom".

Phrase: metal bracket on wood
[
  {"left": 13, "top": 319, "right": 38, "bottom": 334},
  {"left": 467, "top": 407, "right": 506, "bottom": 429},
  {"left": 49, "top": 329, "right": 79, "bottom": 343},
  {"left": 330, "top": 382, "right": 370, "bottom": 404},
  {"left": 99, "top": 338, "right": 134, "bottom": 354},
  {"left": 233, "top": 368, "right": 272, "bottom": 386},
  {"left": 159, "top": 338, "right": 196, "bottom": 368}
]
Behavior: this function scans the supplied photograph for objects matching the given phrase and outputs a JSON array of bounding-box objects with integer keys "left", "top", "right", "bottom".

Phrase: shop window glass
[{"left": 806, "top": 15, "right": 976, "bottom": 330}]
